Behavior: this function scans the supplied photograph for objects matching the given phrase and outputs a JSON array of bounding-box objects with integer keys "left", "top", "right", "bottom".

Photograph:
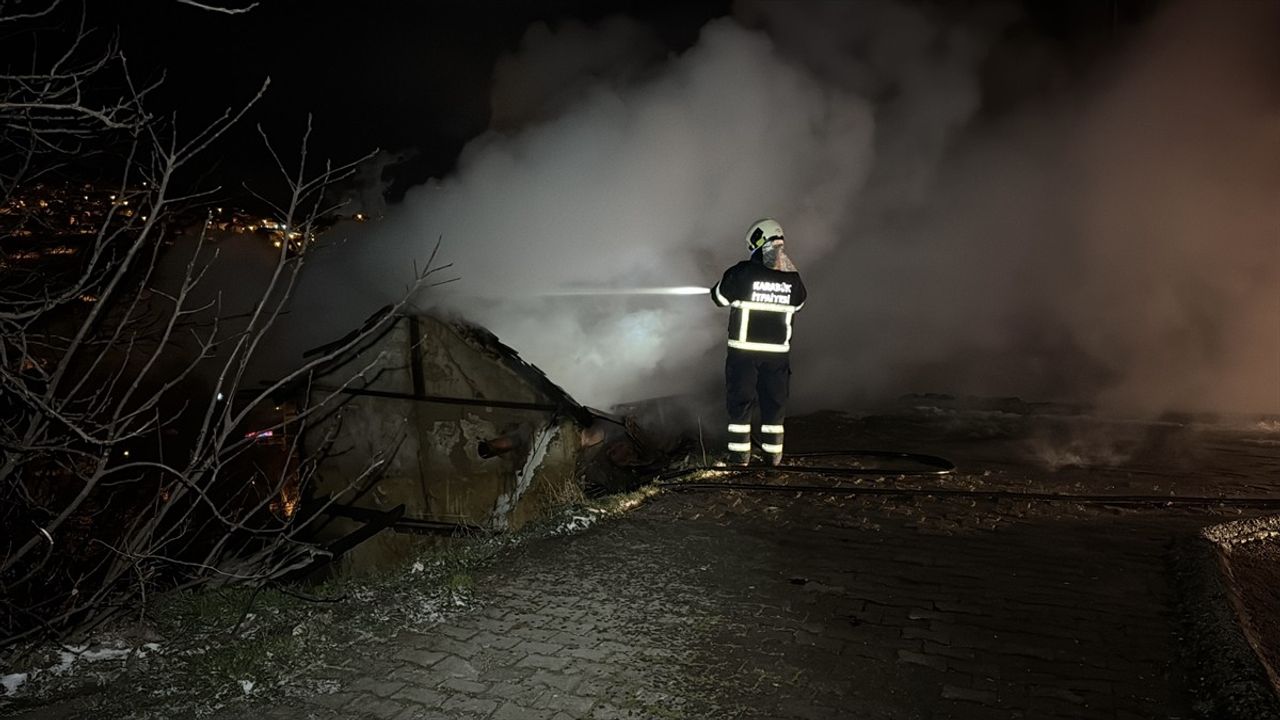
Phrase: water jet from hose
[{"left": 539, "top": 286, "right": 708, "bottom": 297}]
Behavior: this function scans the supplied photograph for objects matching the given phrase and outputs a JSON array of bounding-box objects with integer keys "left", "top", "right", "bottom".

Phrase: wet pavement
[
  {"left": 7, "top": 409, "right": 1280, "bottom": 719},
  {"left": 221, "top": 495, "right": 1220, "bottom": 720}
]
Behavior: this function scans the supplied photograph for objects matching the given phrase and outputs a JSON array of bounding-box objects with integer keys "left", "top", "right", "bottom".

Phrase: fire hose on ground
[{"left": 653, "top": 450, "right": 1280, "bottom": 510}]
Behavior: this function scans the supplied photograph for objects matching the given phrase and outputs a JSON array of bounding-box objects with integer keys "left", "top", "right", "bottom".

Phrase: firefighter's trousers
[{"left": 724, "top": 348, "right": 790, "bottom": 463}]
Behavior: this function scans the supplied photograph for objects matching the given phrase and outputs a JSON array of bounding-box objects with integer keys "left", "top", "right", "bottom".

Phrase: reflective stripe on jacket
[{"left": 710, "top": 257, "right": 807, "bottom": 353}]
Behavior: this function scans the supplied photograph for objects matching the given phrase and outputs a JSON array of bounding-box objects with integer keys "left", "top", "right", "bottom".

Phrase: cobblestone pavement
[
  {"left": 12, "top": 411, "right": 1278, "bottom": 720},
  {"left": 212, "top": 494, "right": 1236, "bottom": 719}
]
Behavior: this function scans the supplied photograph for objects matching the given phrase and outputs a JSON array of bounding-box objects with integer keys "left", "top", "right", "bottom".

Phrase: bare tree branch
[
  {"left": 1, "top": 0, "right": 441, "bottom": 650},
  {"left": 173, "top": 0, "right": 259, "bottom": 14}
]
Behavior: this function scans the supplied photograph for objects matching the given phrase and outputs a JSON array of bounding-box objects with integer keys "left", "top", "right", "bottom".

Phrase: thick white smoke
[
  {"left": 1060, "top": 0, "right": 1280, "bottom": 413},
  {"left": 292, "top": 0, "right": 1279, "bottom": 415},
  {"left": 298, "top": 18, "right": 873, "bottom": 406}
]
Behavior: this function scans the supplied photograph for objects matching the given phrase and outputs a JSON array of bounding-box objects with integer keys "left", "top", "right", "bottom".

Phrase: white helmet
[{"left": 745, "top": 218, "right": 784, "bottom": 252}]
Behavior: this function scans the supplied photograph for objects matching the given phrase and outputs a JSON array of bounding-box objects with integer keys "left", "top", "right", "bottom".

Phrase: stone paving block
[
  {"left": 1029, "top": 685, "right": 1086, "bottom": 704},
  {"left": 492, "top": 701, "right": 555, "bottom": 720},
  {"left": 475, "top": 617, "right": 517, "bottom": 634},
  {"left": 391, "top": 645, "right": 448, "bottom": 666},
  {"left": 512, "top": 640, "right": 565, "bottom": 656},
  {"left": 919, "top": 639, "right": 973, "bottom": 660},
  {"left": 421, "top": 637, "right": 481, "bottom": 659},
  {"left": 591, "top": 639, "right": 635, "bottom": 655},
  {"left": 347, "top": 678, "right": 407, "bottom": 698},
  {"left": 528, "top": 669, "right": 582, "bottom": 694},
  {"left": 542, "top": 605, "right": 584, "bottom": 619},
  {"left": 539, "top": 693, "right": 595, "bottom": 716},
  {"left": 481, "top": 665, "right": 536, "bottom": 683},
  {"left": 848, "top": 622, "right": 910, "bottom": 645},
  {"left": 841, "top": 639, "right": 899, "bottom": 663},
  {"left": 902, "top": 625, "right": 952, "bottom": 645},
  {"left": 573, "top": 676, "right": 610, "bottom": 698},
  {"left": 546, "top": 630, "right": 598, "bottom": 648},
  {"left": 432, "top": 655, "right": 480, "bottom": 679},
  {"left": 392, "top": 709, "right": 453, "bottom": 720},
  {"left": 438, "top": 625, "right": 479, "bottom": 642},
  {"left": 355, "top": 697, "right": 409, "bottom": 719},
  {"left": 566, "top": 646, "right": 611, "bottom": 662},
  {"left": 397, "top": 631, "right": 445, "bottom": 650},
  {"left": 506, "top": 612, "right": 552, "bottom": 628},
  {"left": 473, "top": 647, "right": 528, "bottom": 668},
  {"left": 441, "top": 677, "right": 489, "bottom": 695},
  {"left": 472, "top": 631, "right": 522, "bottom": 650},
  {"left": 942, "top": 684, "right": 1000, "bottom": 705},
  {"left": 964, "top": 661, "right": 1005, "bottom": 680},
  {"left": 391, "top": 684, "right": 448, "bottom": 708},
  {"left": 439, "top": 695, "right": 499, "bottom": 717},
  {"left": 934, "top": 600, "right": 989, "bottom": 616},
  {"left": 517, "top": 653, "right": 573, "bottom": 672}
]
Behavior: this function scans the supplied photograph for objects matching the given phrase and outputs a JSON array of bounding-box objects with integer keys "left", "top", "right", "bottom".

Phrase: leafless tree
[{"left": 0, "top": 1, "right": 446, "bottom": 649}]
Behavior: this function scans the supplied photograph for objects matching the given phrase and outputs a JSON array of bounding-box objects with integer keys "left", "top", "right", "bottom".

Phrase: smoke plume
[{"left": 292, "top": 0, "right": 1279, "bottom": 415}]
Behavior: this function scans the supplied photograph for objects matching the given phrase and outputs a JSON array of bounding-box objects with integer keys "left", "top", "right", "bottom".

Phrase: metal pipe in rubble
[{"left": 656, "top": 451, "right": 1280, "bottom": 509}]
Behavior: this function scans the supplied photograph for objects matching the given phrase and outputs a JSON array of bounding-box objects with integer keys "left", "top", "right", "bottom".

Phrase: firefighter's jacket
[{"left": 710, "top": 256, "right": 807, "bottom": 353}]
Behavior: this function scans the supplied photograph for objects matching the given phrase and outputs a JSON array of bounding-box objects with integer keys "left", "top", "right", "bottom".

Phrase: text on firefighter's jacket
[{"left": 751, "top": 280, "right": 792, "bottom": 305}]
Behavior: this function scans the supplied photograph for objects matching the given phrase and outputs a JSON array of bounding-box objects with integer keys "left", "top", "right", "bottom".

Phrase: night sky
[
  {"left": 89, "top": 0, "right": 733, "bottom": 196},
  {"left": 21, "top": 0, "right": 1158, "bottom": 199}
]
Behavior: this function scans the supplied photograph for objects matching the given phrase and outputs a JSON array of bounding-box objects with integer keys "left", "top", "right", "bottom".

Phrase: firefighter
[{"left": 709, "top": 218, "right": 807, "bottom": 466}]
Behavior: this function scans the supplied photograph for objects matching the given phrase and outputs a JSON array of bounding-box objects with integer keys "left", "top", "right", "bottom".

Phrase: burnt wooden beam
[
  {"left": 316, "top": 384, "right": 567, "bottom": 415},
  {"left": 325, "top": 501, "right": 487, "bottom": 534}
]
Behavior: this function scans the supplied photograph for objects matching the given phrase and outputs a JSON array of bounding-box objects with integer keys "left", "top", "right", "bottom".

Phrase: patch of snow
[
  {"left": 2, "top": 673, "right": 29, "bottom": 696},
  {"left": 553, "top": 508, "right": 603, "bottom": 536},
  {"left": 1, "top": 641, "right": 160, "bottom": 697},
  {"left": 400, "top": 590, "right": 462, "bottom": 627},
  {"left": 1205, "top": 515, "right": 1280, "bottom": 548}
]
